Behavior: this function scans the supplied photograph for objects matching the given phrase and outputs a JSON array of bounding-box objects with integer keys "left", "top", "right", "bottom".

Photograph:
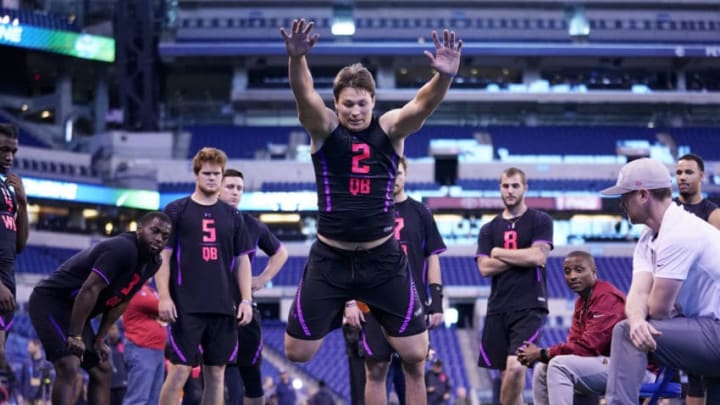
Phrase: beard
[{"left": 503, "top": 196, "right": 522, "bottom": 210}]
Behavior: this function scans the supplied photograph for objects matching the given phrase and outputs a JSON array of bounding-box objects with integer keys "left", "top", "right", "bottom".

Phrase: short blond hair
[{"left": 192, "top": 147, "right": 227, "bottom": 174}]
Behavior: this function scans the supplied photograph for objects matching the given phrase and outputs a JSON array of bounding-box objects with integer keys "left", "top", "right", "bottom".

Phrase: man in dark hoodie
[{"left": 518, "top": 251, "right": 627, "bottom": 405}]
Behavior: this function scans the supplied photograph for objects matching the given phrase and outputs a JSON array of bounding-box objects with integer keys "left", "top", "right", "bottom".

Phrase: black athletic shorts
[
  {"left": 28, "top": 290, "right": 102, "bottom": 370},
  {"left": 478, "top": 308, "right": 546, "bottom": 370},
  {"left": 234, "top": 307, "right": 263, "bottom": 367},
  {"left": 359, "top": 311, "right": 393, "bottom": 361},
  {"left": 359, "top": 306, "right": 435, "bottom": 361},
  {"left": 286, "top": 237, "right": 426, "bottom": 341},
  {"left": 166, "top": 313, "right": 237, "bottom": 366}
]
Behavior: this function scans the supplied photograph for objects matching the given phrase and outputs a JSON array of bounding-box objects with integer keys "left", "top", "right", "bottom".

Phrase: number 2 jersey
[
  {"left": 164, "top": 197, "right": 254, "bottom": 316},
  {"left": 476, "top": 208, "right": 553, "bottom": 314},
  {"left": 312, "top": 116, "right": 398, "bottom": 242},
  {"left": 33, "top": 232, "right": 161, "bottom": 317}
]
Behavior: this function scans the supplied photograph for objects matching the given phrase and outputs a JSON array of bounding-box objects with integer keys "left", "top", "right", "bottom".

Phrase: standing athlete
[
  {"left": 674, "top": 153, "right": 718, "bottom": 404},
  {"left": 219, "top": 168, "right": 289, "bottom": 405},
  {"left": 28, "top": 212, "right": 171, "bottom": 405},
  {"left": 675, "top": 153, "right": 720, "bottom": 227},
  {"left": 158, "top": 148, "right": 255, "bottom": 405},
  {"left": 345, "top": 156, "right": 447, "bottom": 404},
  {"left": 476, "top": 167, "right": 553, "bottom": 405},
  {"left": 280, "top": 17, "right": 461, "bottom": 405},
  {"left": 0, "top": 123, "right": 28, "bottom": 378}
]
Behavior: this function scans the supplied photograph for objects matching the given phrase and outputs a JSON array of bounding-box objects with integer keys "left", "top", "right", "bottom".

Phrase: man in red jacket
[{"left": 517, "top": 251, "right": 626, "bottom": 405}]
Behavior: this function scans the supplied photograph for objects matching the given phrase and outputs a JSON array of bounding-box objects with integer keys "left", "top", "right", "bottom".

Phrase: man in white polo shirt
[{"left": 599, "top": 157, "right": 720, "bottom": 405}]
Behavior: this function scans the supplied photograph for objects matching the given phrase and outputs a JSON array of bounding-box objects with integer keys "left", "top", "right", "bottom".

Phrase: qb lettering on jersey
[
  {"left": 201, "top": 218, "right": 219, "bottom": 262},
  {"left": 350, "top": 143, "right": 371, "bottom": 196}
]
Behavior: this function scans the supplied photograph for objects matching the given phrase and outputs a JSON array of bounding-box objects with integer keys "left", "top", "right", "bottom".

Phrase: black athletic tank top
[
  {"left": 311, "top": 116, "right": 398, "bottom": 242},
  {"left": 674, "top": 197, "right": 718, "bottom": 222}
]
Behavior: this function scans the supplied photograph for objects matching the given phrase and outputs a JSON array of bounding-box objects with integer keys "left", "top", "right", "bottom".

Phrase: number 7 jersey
[{"left": 311, "top": 116, "right": 399, "bottom": 242}]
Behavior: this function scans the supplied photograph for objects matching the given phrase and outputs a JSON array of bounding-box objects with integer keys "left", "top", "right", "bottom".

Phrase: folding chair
[{"left": 639, "top": 367, "right": 683, "bottom": 405}]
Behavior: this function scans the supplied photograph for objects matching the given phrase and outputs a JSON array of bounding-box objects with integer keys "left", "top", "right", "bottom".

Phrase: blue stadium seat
[{"left": 187, "top": 125, "right": 302, "bottom": 159}]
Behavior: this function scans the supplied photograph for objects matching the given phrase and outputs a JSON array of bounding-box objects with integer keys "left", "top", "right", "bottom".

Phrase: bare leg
[
  {"left": 388, "top": 332, "right": 429, "bottom": 405},
  {"left": 365, "top": 358, "right": 390, "bottom": 405},
  {"left": 86, "top": 360, "right": 113, "bottom": 405},
  {"left": 52, "top": 356, "right": 83, "bottom": 405},
  {"left": 500, "top": 355, "right": 526, "bottom": 405},
  {"left": 686, "top": 396, "right": 706, "bottom": 405},
  {"left": 0, "top": 330, "right": 6, "bottom": 370},
  {"left": 201, "top": 364, "right": 226, "bottom": 405},
  {"left": 284, "top": 333, "right": 324, "bottom": 363},
  {"left": 244, "top": 396, "right": 265, "bottom": 405},
  {"left": 160, "top": 363, "right": 192, "bottom": 405}
]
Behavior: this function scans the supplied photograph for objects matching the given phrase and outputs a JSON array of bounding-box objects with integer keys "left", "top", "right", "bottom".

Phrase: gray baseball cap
[{"left": 600, "top": 158, "right": 672, "bottom": 196}]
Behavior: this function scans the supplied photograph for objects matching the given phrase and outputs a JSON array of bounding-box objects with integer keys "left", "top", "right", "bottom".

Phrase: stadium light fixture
[
  {"left": 331, "top": 4, "right": 355, "bottom": 37},
  {"left": 566, "top": 5, "right": 590, "bottom": 42}
]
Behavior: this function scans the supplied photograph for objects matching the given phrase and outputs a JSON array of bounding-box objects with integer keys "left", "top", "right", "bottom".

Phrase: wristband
[
  {"left": 67, "top": 335, "right": 83, "bottom": 341},
  {"left": 540, "top": 348, "right": 549, "bottom": 362},
  {"left": 438, "top": 71, "right": 456, "bottom": 79},
  {"left": 345, "top": 300, "right": 357, "bottom": 308},
  {"left": 429, "top": 283, "right": 443, "bottom": 313},
  {"left": 241, "top": 299, "right": 252, "bottom": 305}
]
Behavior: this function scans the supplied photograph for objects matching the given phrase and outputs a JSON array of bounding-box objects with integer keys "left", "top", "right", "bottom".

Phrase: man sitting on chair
[{"left": 518, "top": 251, "right": 626, "bottom": 404}]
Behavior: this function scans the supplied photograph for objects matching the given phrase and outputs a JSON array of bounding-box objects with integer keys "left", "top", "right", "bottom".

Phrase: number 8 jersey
[
  {"left": 311, "top": 116, "right": 399, "bottom": 242},
  {"left": 476, "top": 208, "right": 553, "bottom": 315}
]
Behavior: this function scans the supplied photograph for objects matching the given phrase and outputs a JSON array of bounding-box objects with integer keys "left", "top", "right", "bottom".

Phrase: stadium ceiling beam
[
  {"left": 160, "top": 41, "right": 720, "bottom": 59},
  {"left": 231, "top": 89, "right": 720, "bottom": 105}
]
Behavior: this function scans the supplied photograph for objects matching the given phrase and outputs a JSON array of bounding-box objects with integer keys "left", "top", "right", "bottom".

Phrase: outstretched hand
[
  {"left": 280, "top": 18, "right": 320, "bottom": 57},
  {"left": 424, "top": 29, "right": 463, "bottom": 78}
]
